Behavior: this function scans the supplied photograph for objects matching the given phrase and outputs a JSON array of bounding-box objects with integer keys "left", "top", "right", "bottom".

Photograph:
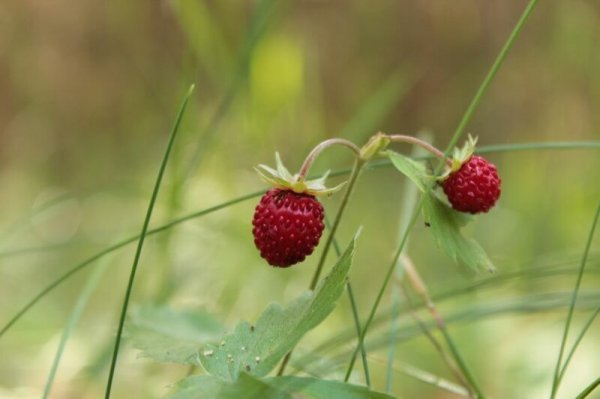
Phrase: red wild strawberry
[
  {"left": 442, "top": 155, "right": 501, "bottom": 214},
  {"left": 252, "top": 189, "right": 325, "bottom": 267}
]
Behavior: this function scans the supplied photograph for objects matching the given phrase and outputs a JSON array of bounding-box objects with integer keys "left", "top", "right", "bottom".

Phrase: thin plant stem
[
  {"left": 344, "top": 1, "right": 539, "bottom": 395},
  {"left": 104, "top": 84, "right": 194, "bottom": 398},
  {"left": 550, "top": 201, "right": 600, "bottom": 399},
  {"left": 557, "top": 306, "right": 600, "bottom": 384},
  {"left": 325, "top": 215, "right": 371, "bottom": 387},
  {"left": 576, "top": 377, "right": 600, "bottom": 399},
  {"left": 278, "top": 157, "right": 364, "bottom": 376},
  {"left": 400, "top": 255, "right": 476, "bottom": 397},
  {"left": 386, "top": 134, "right": 449, "bottom": 164},
  {"left": 297, "top": 138, "right": 361, "bottom": 180},
  {"left": 396, "top": 273, "right": 472, "bottom": 396},
  {"left": 371, "top": 357, "right": 470, "bottom": 398}
]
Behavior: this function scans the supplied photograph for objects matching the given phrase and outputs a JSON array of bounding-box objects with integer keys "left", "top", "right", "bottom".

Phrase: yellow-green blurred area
[{"left": 1, "top": 0, "right": 599, "bottom": 398}]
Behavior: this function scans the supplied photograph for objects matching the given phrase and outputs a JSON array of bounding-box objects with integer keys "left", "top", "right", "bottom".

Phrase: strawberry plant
[{"left": 2, "top": 0, "right": 600, "bottom": 398}]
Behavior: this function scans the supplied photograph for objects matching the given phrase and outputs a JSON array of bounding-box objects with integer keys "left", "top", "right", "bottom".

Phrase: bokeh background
[{"left": 1, "top": 0, "right": 599, "bottom": 398}]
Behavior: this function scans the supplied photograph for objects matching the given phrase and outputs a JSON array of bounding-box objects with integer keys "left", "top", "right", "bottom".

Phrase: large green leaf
[
  {"left": 127, "top": 304, "right": 225, "bottom": 365},
  {"left": 200, "top": 231, "right": 360, "bottom": 381},
  {"left": 168, "top": 374, "right": 395, "bottom": 399},
  {"left": 423, "top": 193, "right": 495, "bottom": 272}
]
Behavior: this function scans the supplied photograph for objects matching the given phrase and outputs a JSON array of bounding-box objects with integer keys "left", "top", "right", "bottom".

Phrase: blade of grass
[
  {"left": 557, "top": 306, "right": 600, "bottom": 384},
  {"left": 386, "top": 133, "right": 426, "bottom": 393},
  {"left": 550, "top": 201, "right": 600, "bottom": 399},
  {"left": 104, "top": 84, "right": 195, "bottom": 398},
  {"left": 576, "top": 377, "right": 600, "bottom": 399},
  {"left": 42, "top": 258, "right": 109, "bottom": 399},
  {"left": 344, "top": 1, "right": 540, "bottom": 396}
]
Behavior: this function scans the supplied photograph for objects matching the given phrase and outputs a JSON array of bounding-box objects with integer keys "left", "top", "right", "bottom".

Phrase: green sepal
[
  {"left": 438, "top": 134, "right": 478, "bottom": 181},
  {"left": 255, "top": 153, "right": 347, "bottom": 197}
]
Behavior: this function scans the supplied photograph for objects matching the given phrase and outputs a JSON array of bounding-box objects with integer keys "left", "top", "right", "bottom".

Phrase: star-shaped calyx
[
  {"left": 438, "top": 134, "right": 478, "bottom": 182},
  {"left": 255, "top": 153, "right": 347, "bottom": 196}
]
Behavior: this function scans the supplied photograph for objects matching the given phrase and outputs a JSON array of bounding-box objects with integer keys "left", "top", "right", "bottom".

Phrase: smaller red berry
[
  {"left": 252, "top": 188, "right": 325, "bottom": 267},
  {"left": 442, "top": 155, "right": 501, "bottom": 214}
]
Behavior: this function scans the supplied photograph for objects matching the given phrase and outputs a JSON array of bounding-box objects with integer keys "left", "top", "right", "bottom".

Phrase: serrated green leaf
[
  {"left": 200, "top": 231, "right": 360, "bottom": 381},
  {"left": 386, "top": 151, "right": 434, "bottom": 192},
  {"left": 423, "top": 193, "right": 495, "bottom": 272},
  {"left": 168, "top": 374, "right": 395, "bottom": 399},
  {"left": 127, "top": 304, "right": 225, "bottom": 365}
]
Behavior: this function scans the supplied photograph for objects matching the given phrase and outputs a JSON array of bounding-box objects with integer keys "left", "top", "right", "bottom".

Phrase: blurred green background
[{"left": 1, "top": 0, "right": 599, "bottom": 398}]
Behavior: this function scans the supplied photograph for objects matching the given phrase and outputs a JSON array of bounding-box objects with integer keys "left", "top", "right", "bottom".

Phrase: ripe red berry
[
  {"left": 442, "top": 155, "right": 501, "bottom": 214},
  {"left": 252, "top": 188, "right": 325, "bottom": 267}
]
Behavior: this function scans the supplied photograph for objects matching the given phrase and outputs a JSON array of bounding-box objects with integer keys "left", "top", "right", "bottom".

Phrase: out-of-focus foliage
[{"left": 0, "top": 1, "right": 599, "bottom": 398}]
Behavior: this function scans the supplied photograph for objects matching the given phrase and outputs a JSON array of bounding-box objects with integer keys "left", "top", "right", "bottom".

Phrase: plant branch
[
  {"left": 386, "top": 134, "right": 450, "bottom": 165},
  {"left": 297, "top": 138, "right": 361, "bottom": 181}
]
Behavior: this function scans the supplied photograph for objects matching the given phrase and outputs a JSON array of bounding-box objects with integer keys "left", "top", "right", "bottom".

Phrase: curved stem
[
  {"left": 387, "top": 134, "right": 450, "bottom": 165},
  {"left": 297, "top": 138, "right": 361, "bottom": 180}
]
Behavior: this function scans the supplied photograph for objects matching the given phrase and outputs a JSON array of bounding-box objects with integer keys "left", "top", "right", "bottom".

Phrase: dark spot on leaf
[
  {"left": 245, "top": 365, "right": 251, "bottom": 372},
  {"left": 425, "top": 222, "right": 431, "bottom": 227}
]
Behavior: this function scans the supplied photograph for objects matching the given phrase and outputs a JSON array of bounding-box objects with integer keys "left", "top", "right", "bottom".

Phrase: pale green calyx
[
  {"left": 255, "top": 152, "right": 347, "bottom": 196},
  {"left": 438, "top": 134, "right": 478, "bottom": 181}
]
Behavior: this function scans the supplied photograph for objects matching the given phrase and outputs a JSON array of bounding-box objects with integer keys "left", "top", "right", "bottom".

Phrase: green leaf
[
  {"left": 168, "top": 373, "right": 290, "bottom": 399},
  {"left": 423, "top": 193, "right": 495, "bottom": 272},
  {"left": 127, "top": 304, "right": 226, "bottom": 365},
  {"left": 265, "top": 376, "right": 396, "bottom": 399},
  {"left": 200, "top": 231, "right": 360, "bottom": 381},
  {"left": 386, "top": 151, "right": 434, "bottom": 192},
  {"left": 168, "top": 374, "right": 395, "bottom": 399}
]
